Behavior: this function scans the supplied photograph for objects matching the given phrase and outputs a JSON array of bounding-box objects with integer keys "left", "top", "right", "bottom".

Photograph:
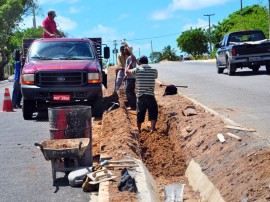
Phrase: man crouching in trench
[{"left": 125, "top": 54, "right": 158, "bottom": 133}]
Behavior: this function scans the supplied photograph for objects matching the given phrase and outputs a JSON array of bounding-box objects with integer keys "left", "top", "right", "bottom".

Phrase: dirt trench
[{"left": 91, "top": 66, "right": 270, "bottom": 201}]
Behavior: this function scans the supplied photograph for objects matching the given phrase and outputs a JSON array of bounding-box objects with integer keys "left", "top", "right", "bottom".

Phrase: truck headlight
[
  {"left": 21, "top": 74, "right": 35, "bottom": 85},
  {"left": 88, "top": 73, "right": 101, "bottom": 84}
]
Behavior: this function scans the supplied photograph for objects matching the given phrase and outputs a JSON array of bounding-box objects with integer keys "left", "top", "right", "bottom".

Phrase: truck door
[{"left": 217, "top": 34, "right": 228, "bottom": 66}]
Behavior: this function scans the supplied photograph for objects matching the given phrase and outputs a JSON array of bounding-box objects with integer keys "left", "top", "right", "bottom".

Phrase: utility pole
[
  {"left": 204, "top": 13, "right": 215, "bottom": 56},
  {"left": 138, "top": 48, "right": 140, "bottom": 57},
  {"left": 150, "top": 40, "right": 154, "bottom": 63},
  {"left": 269, "top": 0, "right": 270, "bottom": 39},
  {"left": 113, "top": 40, "right": 118, "bottom": 65},
  {"left": 240, "top": 0, "right": 242, "bottom": 12},
  {"left": 32, "top": 3, "right": 37, "bottom": 29}
]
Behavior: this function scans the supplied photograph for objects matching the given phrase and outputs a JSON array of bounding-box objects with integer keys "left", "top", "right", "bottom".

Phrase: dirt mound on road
[{"left": 93, "top": 66, "right": 270, "bottom": 201}]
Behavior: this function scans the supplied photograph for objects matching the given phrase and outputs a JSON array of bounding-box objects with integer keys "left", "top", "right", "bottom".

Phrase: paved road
[
  {"left": 152, "top": 61, "right": 270, "bottom": 140},
  {"left": 0, "top": 82, "right": 94, "bottom": 202}
]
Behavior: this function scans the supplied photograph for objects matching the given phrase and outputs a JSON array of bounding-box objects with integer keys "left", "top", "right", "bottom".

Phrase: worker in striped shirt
[{"left": 126, "top": 55, "right": 158, "bottom": 133}]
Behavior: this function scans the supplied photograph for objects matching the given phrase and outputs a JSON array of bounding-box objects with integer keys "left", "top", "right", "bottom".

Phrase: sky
[{"left": 22, "top": 0, "right": 267, "bottom": 63}]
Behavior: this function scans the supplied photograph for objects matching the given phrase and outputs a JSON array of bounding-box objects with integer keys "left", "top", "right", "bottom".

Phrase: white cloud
[
  {"left": 20, "top": 16, "right": 43, "bottom": 29},
  {"left": 118, "top": 13, "right": 128, "bottom": 21},
  {"left": 56, "top": 16, "right": 77, "bottom": 31},
  {"left": 69, "top": 7, "right": 80, "bottom": 14},
  {"left": 20, "top": 15, "right": 76, "bottom": 32},
  {"left": 38, "top": 0, "right": 78, "bottom": 4},
  {"left": 151, "top": 9, "right": 173, "bottom": 20},
  {"left": 151, "top": 0, "right": 231, "bottom": 20},
  {"left": 182, "top": 18, "right": 208, "bottom": 31},
  {"left": 169, "top": 0, "right": 230, "bottom": 11},
  {"left": 85, "top": 25, "right": 136, "bottom": 44}
]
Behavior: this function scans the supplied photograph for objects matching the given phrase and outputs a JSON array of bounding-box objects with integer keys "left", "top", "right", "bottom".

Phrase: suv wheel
[
  {"left": 216, "top": 60, "right": 224, "bottom": 74},
  {"left": 23, "top": 99, "right": 35, "bottom": 120}
]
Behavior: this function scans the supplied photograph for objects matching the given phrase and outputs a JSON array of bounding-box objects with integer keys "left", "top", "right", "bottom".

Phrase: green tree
[
  {"left": 0, "top": 0, "right": 38, "bottom": 80},
  {"left": 176, "top": 28, "right": 208, "bottom": 55},
  {"left": 212, "top": 4, "right": 268, "bottom": 46},
  {"left": 161, "top": 45, "right": 179, "bottom": 61},
  {"left": 149, "top": 51, "right": 162, "bottom": 63}
]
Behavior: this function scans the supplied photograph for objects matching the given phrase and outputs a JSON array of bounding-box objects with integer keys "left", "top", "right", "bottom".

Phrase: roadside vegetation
[
  {"left": 0, "top": 3, "right": 269, "bottom": 79},
  {"left": 152, "top": 4, "right": 269, "bottom": 62}
]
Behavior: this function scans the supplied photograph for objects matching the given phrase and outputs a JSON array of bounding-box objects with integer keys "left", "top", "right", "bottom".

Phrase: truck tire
[
  {"left": 266, "top": 63, "right": 270, "bottom": 74},
  {"left": 251, "top": 65, "right": 260, "bottom": 72},
  {"left": 216, "top": 60, "right": 224, "bottom": 74},
  {"left": 23, "top": 99, "right": 35, "bottom": 120},
  {"left": 226, "top": 59, "right": 236, "bottom": 76},
  {"left": 90, "top": 98, "right": 104, "bottom": 118}
]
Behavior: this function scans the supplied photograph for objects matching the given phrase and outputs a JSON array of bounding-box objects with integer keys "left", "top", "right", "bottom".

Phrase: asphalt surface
[
  {"left": 0, "top": 81, "right": 92, "bottom": 202},
  {"left": 152, "top": 61, "right": 270, "bottom": 140}
]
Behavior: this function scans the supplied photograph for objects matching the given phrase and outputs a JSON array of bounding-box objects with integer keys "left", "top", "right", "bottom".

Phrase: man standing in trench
[
  {"left": 42, "top": 10, "right": 64, "bottom": 38},
  {"left": 126, "top": 54, "right": 158, "bottom": 133}
]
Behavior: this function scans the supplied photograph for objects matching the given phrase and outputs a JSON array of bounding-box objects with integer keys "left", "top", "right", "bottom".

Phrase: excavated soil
[{"left": 91, "top": 66, "right": 270, "bottom": 201}]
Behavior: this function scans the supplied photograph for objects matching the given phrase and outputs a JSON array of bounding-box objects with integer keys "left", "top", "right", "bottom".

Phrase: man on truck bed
[{"left": 42, "top": 10, "right": 64, "bottom": 38}]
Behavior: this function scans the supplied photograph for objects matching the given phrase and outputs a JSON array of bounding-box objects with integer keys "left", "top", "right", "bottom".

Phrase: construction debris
[
  {"left": 217, "top": 133, "right": 226, "bottom": 143},
  {"left": 87, "top": 168, "right": 117, "bottom": 185},
  {"left": 226, "top": 132, "right": 242, "bottom": 141},
  {"left": 182, "top": 106, "right": 197, "bottom": 116},
  {"left": 224, "top": 125, "right": 256, "bottom": 132},
  {"left": 164, "top": 183, "right": 185, "bottom": 202},
  {"left": 101, "top": 159, "right": 139, "bottom": 168}
]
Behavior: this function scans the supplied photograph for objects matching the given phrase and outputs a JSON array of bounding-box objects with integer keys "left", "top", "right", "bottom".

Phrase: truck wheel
[
  {"left": 252, "top": 65, "right": 260, "bottom": 72},
  {"left": 226, "top": 59, "right": 236, "bottom": 76},
  {"left": 23, "top": 99, "right": 35, "bottom": 120},
  {"left": 90, "top": 98, "right": 104, "bottom": 118},
  {"left": 266, "top": 63, "right": 270, "bottom": 74}
]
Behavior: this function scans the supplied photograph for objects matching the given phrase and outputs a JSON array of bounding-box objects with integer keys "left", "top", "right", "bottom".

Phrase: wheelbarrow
[{"left": 35, "top": 138, "right": 90, "bottom": 182}]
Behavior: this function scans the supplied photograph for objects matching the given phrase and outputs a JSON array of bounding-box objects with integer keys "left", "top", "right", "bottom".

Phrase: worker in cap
[{"left": 42, "top": 9, "right": 65, "bottom": 38}]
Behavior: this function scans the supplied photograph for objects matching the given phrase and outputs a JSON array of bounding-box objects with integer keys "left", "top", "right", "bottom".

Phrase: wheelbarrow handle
[
  {"left": 79, "top": 141, "right": 83, "bottom": 151},
  {"left": 34, "top": 143, "right": 45, "bottom": 154}
]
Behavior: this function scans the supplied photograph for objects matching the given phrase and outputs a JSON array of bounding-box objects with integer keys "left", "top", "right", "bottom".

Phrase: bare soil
[{"left": 91, "top": 66, "right": 270, "bottom": 201}]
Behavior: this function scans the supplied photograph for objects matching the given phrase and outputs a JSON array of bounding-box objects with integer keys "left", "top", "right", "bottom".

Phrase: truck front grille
[{"left": 35, "top": 71, "right": 87, "bottom": 86}]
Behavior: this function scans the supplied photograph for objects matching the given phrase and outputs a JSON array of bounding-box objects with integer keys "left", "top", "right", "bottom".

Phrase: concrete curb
[{"left": 186, "top": 159, "right": 225, "bottom": 202}]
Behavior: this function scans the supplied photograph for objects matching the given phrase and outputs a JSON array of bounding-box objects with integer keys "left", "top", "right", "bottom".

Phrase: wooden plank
[
  {"left": 224, "top": 125, "right": 256, "bottom": 132},
  {"left": 226, "top": 132, "right": 242, "bottom": 141}
]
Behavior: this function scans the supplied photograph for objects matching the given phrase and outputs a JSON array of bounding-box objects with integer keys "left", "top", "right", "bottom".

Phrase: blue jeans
[
  {"left": 115, "top": 70, "right": 125, "bottom": 90},
  {"left": 12, "top": 80, "right": 22, "bottom": 107},
  {"left": 125, "top": 78, "right": 136, "bottom": 109}
]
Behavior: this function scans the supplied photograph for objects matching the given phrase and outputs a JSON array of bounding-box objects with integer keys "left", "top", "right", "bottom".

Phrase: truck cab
[{"left": 20, "top": 38, "right": 110, "bottom": 120}]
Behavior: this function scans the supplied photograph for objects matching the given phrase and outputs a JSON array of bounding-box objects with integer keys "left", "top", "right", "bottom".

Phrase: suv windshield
[{"left": 29, "top": 41, "right": 95, "bottom": 60}]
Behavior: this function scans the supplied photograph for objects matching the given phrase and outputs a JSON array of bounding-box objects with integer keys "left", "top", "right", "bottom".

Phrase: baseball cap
[
  {"left": 138, "top": 55, "right": 148, "bottom": 64},
  {"left": 48, "top": 9, "right": 57, "bottom": 17}
]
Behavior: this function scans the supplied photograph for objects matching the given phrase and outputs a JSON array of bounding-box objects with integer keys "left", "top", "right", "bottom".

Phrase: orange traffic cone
[{"left": 2, "top": 88, "right": 14, "bottom": 112}]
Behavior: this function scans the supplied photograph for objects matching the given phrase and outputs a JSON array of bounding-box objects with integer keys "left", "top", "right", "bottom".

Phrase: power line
[{"left": 103, "top": 32, "right": 181, "bottom": 43}]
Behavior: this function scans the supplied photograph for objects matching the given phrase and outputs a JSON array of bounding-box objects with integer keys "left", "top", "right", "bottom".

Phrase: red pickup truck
[{"left": 19, "top": 37, "right": 110, "bottom": 120}]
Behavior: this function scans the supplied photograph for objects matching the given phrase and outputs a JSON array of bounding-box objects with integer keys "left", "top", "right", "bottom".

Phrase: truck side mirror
[
  {"left": 103, "top": 47, "right": 110, "bottom": 59},
  {"left": 14, "top": 49, "right": 20, "bottom": 61}
]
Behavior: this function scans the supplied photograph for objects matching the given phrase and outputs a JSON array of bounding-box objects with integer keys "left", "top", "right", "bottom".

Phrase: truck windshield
[{"left": 29, "top": 41, "right": 95, "bottom": 60}]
